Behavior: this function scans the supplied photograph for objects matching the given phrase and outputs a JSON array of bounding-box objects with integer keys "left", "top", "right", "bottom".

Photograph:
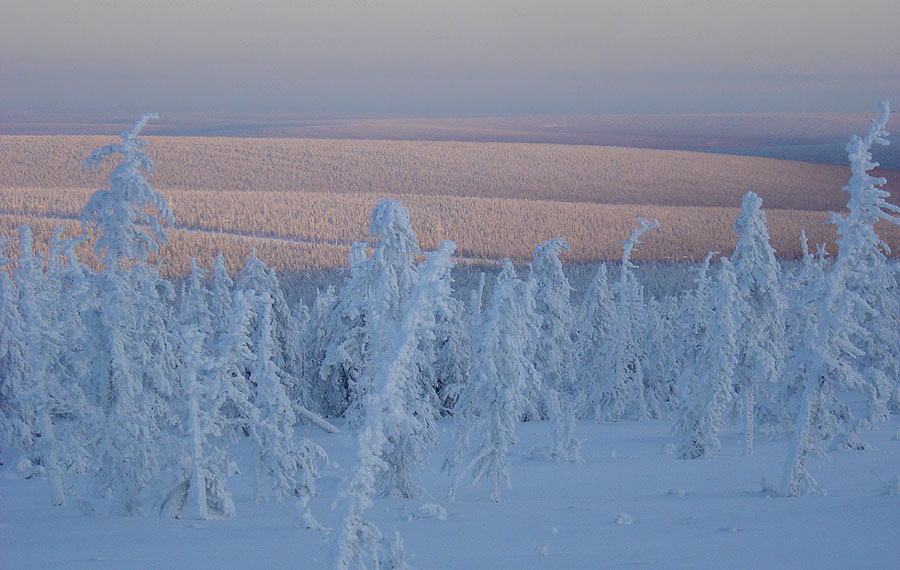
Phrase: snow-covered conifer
[
  {"left": 528, "top": 239, "right": 581, "bottom": 462},
  {"left": 79, "top": 115, "right": 177, "bottom": 515},
  {"left": 433, "top": 293, "right": 469, "bottom": 414},
  {"left": 306, "top": 285, "right": 339, "bottom": 413},
  {"left": 213, "top": 289, "right": 260, "bottom": 438},
  {"left": 295, "top": 438, "right": 333, "bottom": 531},
  {"left": 159, "top": 260, "right": 238, "bottom": 520},
  {"left": 468, "top": 271, "right": 486, "bottom": 320},
  {"left": 0, "top": 239, "right": 29, "bottom": 460},
  {"left": 238, "top": 253, "right": 312, "bottom": 415},
  {"left": 642, "top": 296, "right": 681, "bottom": 418},
  {"left": 14, "top": 227, "right": 92, "bottom": 506},
  {"left": 249, "top": 294, "right": 303, "bottom": 503},
  {"left": 731, "top": 192, "right": 786, "bottom": 455},
  {"left": 209, "top": 254, "right": 235, "bottom": 340},
  {"left": 765, "top": 234, "right": 826, "bottom": 434},
  {"left": 448, "top": 258, "right": 540, "bottom": 502},
  {"left": 674, "top": 258, "right": 740, "bottom": 459},
  {"left": 828, "top": 102, "right": 900, "bottom": 421},
  {"left": 599, "top": 217, "right": 659, "bottom": 422},
  {"left": 577, "top": 263, "right": 617, "bottom": 420},
  {"left": 86, "top": 266, "right": 172, "bottom": 515},
  {"left": 373, "top": 240, "right": 455, "bottom": 498},
  {"left": 320, "top": 200, "right": 420, "bottom": 421},
  {"left": 782, "top": 100, "right": 899, "bottom": 495},
  {"left": 333, "top": 240, "right": 455, "bottom": 568}
]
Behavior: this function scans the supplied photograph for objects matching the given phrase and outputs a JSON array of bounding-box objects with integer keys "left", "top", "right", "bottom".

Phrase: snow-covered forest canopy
[{"left": 2, "top": 102, "right": 900, "bottom": 569}]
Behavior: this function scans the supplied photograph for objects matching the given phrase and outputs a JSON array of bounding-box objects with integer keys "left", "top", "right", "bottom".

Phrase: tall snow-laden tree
[
  {"left": 44, "top": 229, "right": 93, "bottom": 402},
  {"left": 84, "top": 265, "right": 163, "bottom": 515},
  {"left": 599, "top": 217, "right": 659, "bottom": 422},
  {"left": 209, "top": 254, "right": 235, "bottom": 341},
  {"left": 315, "top": 248, "right": 367, "bottom": 417},
  {"left": 14, "top": 227, "right": 92, "bottom": 506},
  {"left": 577, "top": 263, "right": 617, "bottom": 420},
  {"left": 306, "top": 285, "right": 339, "bottom": 414},
  {"left": 731, "top": 191, "right": 786, "bottom": 455},
  {"left": 528, "top": 239, "right": 581, "bottom": 463},
  {"left": 448, "top": 259, "right": 540, "bottom": 502},
  {"left": 249, "top": 293, "right": 305, "bottom": 504},
  {"left": 432, "top": 287, "right": 469, "bottom": 415},
  {"left": 319, "top": 200, "right": 420, "bottom": 421},
  {"left": 213, "top": 289, "right": 261, "bottom": 439},
  {"left": 159, "top": 260, "right": 239, "bottom": 520},
  {"left": 764, "top": 233, "right": 827, "bottom": 435},
  {"left": 79, "top": 114, "right": 177, "bottom": 515},
  {"left": 674, "top": 258, "right": 740, "bottom": 459},
  {"left": 333, "top": 240, "right": 455, "bottom": 570},
  {"left": 782, "top": 100, "right": 898, "bottom": 496},
  {"left": 643, "top": 295, "right": 681, "bottom": 418},
  {"left": 828, "top": 101, "right": 900, "bottom": 422},
  {"left": 236, "top": 253, "right": 306, "bottom": 405},
  {"left": 0, "top": 239, "right": 29, "bottom": 462}
]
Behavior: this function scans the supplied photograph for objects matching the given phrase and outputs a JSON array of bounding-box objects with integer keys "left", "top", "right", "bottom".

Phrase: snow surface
[{"left": 3, "top": 417, "right": 899, "bottom": 569}]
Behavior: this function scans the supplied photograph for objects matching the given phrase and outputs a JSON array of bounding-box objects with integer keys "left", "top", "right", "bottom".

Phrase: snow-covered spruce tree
[
  {"left": 306, "top": 285, "right": 338, "bottom": 414},
  {"left": 240, "top": 254, "right": 336, "bottom": 435},
  {"left": 731, "top": 191, "right": 786, "bottom": 456},
  {"left": 209, "top": 254, "right": 235, "bottom": 341},
  {"left": 468, "top": 270, "right": 486, "bottom": 320},
  {"left": 248, "top": 293, "right": 298, "bottom": 503},
  {"left": 598, "top": 217, "right": 659, "bottom": 422},
  {"left": 782, "top": 100, "right": 899, "bottom": 496},
  {"left": 528, "top": 239, "right": 582, "bottom": 463},
  {"left": 314, "top": 249, "right": 365, "bottom": 417},
  {"left": 828, "top": 100, "right": 900, "bottom": 421},
  {"left": 159, "top": 260, "right": 239, "bottom": 520},
  {"left": 14, "top": 227, "right": 92, "bottom": 506},
  {"left": 289, "top": 295, "right": 311, "bottom": 405},
  {"left": 782, "top": 232, "right": 822, "bottom": 344},
  {"left": 44, "top": 229, "right": 94, "bottom": 395},
  {"left": 447, "top": 259, "right": 540, "bottom": 503},
  {"left": 236, "top": 252, "right": 308, "bottom": 410},
  {"left": 642, "top": 295, "right": 681, "bottom": 418},
  {"left": 436, "top": 271, "right": 485, "bottom": 414},
  {"left": 677, "top": 252, "right": 718, "bottom": 386},
  {"left": 674, "top": 258, "right": 740, "bottom": 459},
  {"left": 577, "top": 263, "right": 617, "bottom": 420},
  {"left": 83, "top": 259, "right": 163, "bottom": 515},
  {"left": 370, "top": 239, "right": 455, "bottom": 499},
  {"left": 763, "top": 233, "right": 827, "bottom": 435},
  {"left": 0, "top": 239, "right": 29, "bottom": 463},
  {"left": 45, "top": 230, "right": 97, "bottom": 472},
  {"left": 294, "top": 438, "right": 334, "bottom": 532},
  {"left": 432, "top": 285, "right": 469, "bottom": 415},
  {"left": 80, "top": 114, "right": 176, "bottom": 515},
  {"left": 213, "top": 289, "right": 262, "bottom": 439},
  {"left": 319, "top": 200, "right": 420, "bottom": 421},
  {"left": 332, "top": 240, "right": 455, "bottom": 570},
  {"left": 134, "top": 262, "right": 179, "bottom": 399},
  {"left": 248, "top": 293, "right": 332, "bottom": 504}
]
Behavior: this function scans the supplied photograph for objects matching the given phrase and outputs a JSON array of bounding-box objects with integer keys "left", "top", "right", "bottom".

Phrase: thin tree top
[
  {"left": 621, "top": 217, "right": 659, "bottom": 273},
  {"left": 81, "top": 113, "right": 175, "bottom": 268},
  {"left": 83, "top": 113, "right": 160, "bottom": 173},
  {"left": 837, "top": 99, "right": 898, "bottom": 228}
]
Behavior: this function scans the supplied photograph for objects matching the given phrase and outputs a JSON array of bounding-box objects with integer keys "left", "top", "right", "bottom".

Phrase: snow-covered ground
[{"left": 3, "top": 417, "right": 899, "bottom": 570}]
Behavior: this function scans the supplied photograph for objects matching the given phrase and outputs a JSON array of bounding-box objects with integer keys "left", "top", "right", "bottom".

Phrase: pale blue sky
[{"left": 1, "top": 0, "right": 898, "bottom": 115}]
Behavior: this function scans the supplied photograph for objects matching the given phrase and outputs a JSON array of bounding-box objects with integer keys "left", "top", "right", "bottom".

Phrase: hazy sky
[{"left": 1, "top": 0, "right": 898, "bottom": 115}]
